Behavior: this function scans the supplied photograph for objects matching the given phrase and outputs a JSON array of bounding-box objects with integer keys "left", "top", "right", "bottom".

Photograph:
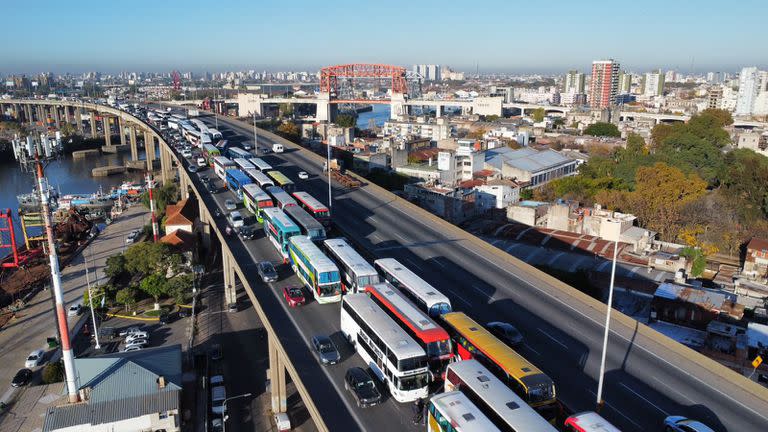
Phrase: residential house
[
  {"left": 744, "top": 238, "right": 768, "bottom": 283},
  {"left": 650, "top": 282, "right": 744, "bottom": 330},
  {"left": 43, "top": 345, "right": 183, "bottom": 432},
  {"left": 403, "top": 183, "right": 477, "bottom": 224}
]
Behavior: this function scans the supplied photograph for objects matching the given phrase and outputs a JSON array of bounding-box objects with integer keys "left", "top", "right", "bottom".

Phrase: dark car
[
  {"left": 158, "top": 312, "right": 175, "bottom": 325},
  {"left": 487, "top": 321, "right": 524, "bottom": 347},
  {"left": 11, "top": 368, "right": 33, "bottom": 387},
  {"left": 258, "top": 261, "right": 278, "bottom": 283},
  {"left": 311, "top": 335, "right": 340, "bottom": 365},
  {"left": 344, "top": 367, "right": 382, "bottom": 408},
  {"left": 239, "top": 225, "right": 256, "bottom": 240}
]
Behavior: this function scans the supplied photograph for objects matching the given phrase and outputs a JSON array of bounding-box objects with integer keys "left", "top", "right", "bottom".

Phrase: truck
[{"left": 272, "top": 143, "right": 284, "bottom": 153}]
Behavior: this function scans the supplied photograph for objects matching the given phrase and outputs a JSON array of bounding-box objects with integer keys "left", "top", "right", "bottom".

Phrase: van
[
  {"left": 272, "top": 143, "right": 284, "bottom": 153},
  {"left": 211, "top": 386, "right": 227, "bottom": 415}
]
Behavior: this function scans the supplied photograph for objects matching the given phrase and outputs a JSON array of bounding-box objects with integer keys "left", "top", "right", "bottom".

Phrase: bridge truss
[{"left": 320, "top": 63, "right": 419, "bottom": 102}]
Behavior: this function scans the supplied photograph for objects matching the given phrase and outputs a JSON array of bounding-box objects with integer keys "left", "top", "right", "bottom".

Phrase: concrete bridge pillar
[
  {"left": 90, "top": 112, "right": 98, "bottom": 138},
  {"left": 103, "top": 117, "right": 112, "bottom": 146},
  {"left": 198, "top": 202, "right": 212, "bottom": 251},
  {"left": 26, "top": 105, "right": 34, "bottom": 125},
  {"left": 268, "top": 334, "right": 288, "bottom": 413},
  {"left": 75, "top": 108, "right": 84, "bottom": 133},
  {"left": 159, "top": 146, "right": 174, "bottom": 185},
  {"left": 53, "top": 105, "right": 61, "bottom": 128},
  {"left": 222, "top": 249, "right": 237, "bottom": 305},
  {"left": 435, "top": 104, "right": 442, "bottom": 118},
  {"left": 118, "top": 117, "right": 126, "bottom": 147},
  {"left": 63, "top": 105, "right": 72, "bottom": 125},
  {"left": 390, "top": 93, "right": 407, "bottom": 120},
  {"left": 37, "top": 105, "right": 45, "bottom": 123},
  {"left": 144, "top": 131, "right": 156, "bottom": 171},
  {"left": 316, "top": 91, "right": 331, "bottom": 123},
  {"left": 129, "top": 125, "right": 138, "bottom": 161},
  {"left": 178, "top": 167, "right": 189, "bottom": 200}
]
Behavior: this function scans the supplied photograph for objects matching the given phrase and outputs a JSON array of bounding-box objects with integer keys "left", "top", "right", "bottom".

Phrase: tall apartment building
[
  {"left": 564, "top": 70, "right": 585, "bottom": 94},
  {"left": 618, "top": 71, "right": 632, "bottom": 94},
  {"left": 708, "top": 86, "right": 723, "bottom": 109},
  {"left": 735, "top": 66, "right": 761, "bottom": 116},
  {"left": 642, "top": 69, "right": 665, "bottom": 97},
  {"left": 413, "top": 64, "right": 442, "bottom": 81},
  {"left": 589, "top": 59, "right": 620, "bottom": 108}
]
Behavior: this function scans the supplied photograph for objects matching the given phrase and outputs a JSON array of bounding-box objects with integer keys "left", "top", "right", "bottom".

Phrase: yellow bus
[{"left": 441, "top": 312, "right": 558, "bottom": 422}]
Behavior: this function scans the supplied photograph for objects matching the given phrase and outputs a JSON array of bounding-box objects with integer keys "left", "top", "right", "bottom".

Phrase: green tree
[
  {"left": 140, "top": 273, "right": 169, "bottom": 305},
  {"left": 699, "top": 108, "right": 733, "bottom": 127},
  {"left": 124, "top": 242, "right": 172, "bottom": 275},
  {"left": 680, "top": 247, "right": 707, "bottom": 277},
  {"left": 59, "top": 123, "right": 76, "bottom": 137},
  {"left": 625, "top": 133, "right": 647, "bottom": 155},
  {"left": 276, "top": 121, "right": 299, "bottom": 140},
  {"left": 719, "top": 149, "right": 768, "bottom": 219},
  {"left": 167, "top": 274, "right": 194, "bottom": 304},
  {"left": 42, "top": 361, "right": 64, "bottom": 384},
  {"left": 650, "top": 123, "right": 675, "bottom": 148},
  {"left": 584, "top": 122, "right": 620, "bottom": 137},
  {"left": 520, "top": 189, "right": 534, "bottom": 200},
  {"left": 104, "top": 254, "right": 127, "bottom": 279},
  {"left": 531, "top": 108, "right": 546, "bottom": 123},
  {"left": 82, "top": 284, "right": 107, "bottom": 309},
  {"left": 334, "top": 114, "right": 356, "bottom": 128},
  {"left": 140, "top": 183, "right": 178, "bottom": 218},
  {"left": 115, "top": 287, "right": 138, "bottom": 312}
]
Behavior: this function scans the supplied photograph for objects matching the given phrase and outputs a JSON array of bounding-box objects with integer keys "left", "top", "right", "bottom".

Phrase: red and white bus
[
  {"left": 363, "top": 282, "right": 453, "bottom": 380},
  {"left": 564, "top": 412, "right": 621, "bottom": 432},
  {"left": 292, "top": 191, "right": 330, "bottom": 227}
]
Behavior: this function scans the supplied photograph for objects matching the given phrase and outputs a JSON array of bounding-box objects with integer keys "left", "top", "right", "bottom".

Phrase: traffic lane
[
  {"left": 185, "top": 156, "right": 363, "bottom": 431},
  {"left": 203, "top": 170, "right": 418, "bottom": 432},
  {"left": 209, "top": 116, "right": 768, "bottom": 429}
]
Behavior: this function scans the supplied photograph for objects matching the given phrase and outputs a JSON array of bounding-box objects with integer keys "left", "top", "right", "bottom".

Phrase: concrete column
[
  {"left": 53, "top": 105, "right": 61, "bottom": 128},
  {"left": 25, "top": 105, "right": 32, "bottom": 124},
  {"left": 90, "top": 112, "right": 97, "bottom": 138},
  {"left": 268, "top": 334, "right": 288, "bottom": 413},
  {"left": 75, "top": 108, "right": 83, "bottom": 133},
  {"left": 160, "top": 146, "right": 172, "bottom": 185},
  {"left": 435, "top": 104, "right": 442, "bottom": 118},
  {"left": 117, "top": 117, "right": 125, "bottom": 147},
  {"left": 198, "top": 203, "right": 211, "bottom": 251},
  {"left": 144, "top": 131, "right": 156, "bottom": 171},
  {"left": 63, "top": 105, "right": 72, "bottom": 124},
  {"left": 129, "top": 125, "right": 138, "bottom": 161},
  {"left": 37, "top": 105, "right": 45, "bottom": 122},
  {"left": 103, "top": 117, "right": 112, "bottom": 146},
  {"left": 179, "top": 166, "right": 189, "bottom": 200},
  {"left": 222, "top": 249, "right": 237, "bottom": 305},
  {"left": 28, "top": 105, "right": 35, "bottom": 125}
]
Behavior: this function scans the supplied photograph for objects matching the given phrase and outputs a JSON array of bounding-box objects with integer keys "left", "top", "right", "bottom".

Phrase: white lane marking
[
  {"left": 587, "top": 389, "right": 643, "bottom": 430},
  {"left": 522, "top": 343, "right": 541, "bottom": 356},
  {"left": 537, "top": 328, "right": 567, "bottom": 350},
  {"left": 653, "top": 376, "right": 694, "bottom": 404},
  {"left": 620, "top": 382, "right": 670, "bottom": 416}
]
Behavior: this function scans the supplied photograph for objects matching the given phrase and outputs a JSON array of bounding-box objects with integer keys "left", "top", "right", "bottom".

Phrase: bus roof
[
  {"left": 233, "top": 157, "right": 255, "bottom": 170},
  {"left": 441, "top": 312, "right": 546, "bottom": 381},
  {"left": 323, "top": 238, "right": 376, "bottom": 277},
  {"left": 293, "top": 191, "right": 329, "bottom": 212},
  {"left": 564, "top": 412, "right": 622, "bottom": 432},
  {"left": 225, "top": 169, "right": 250, "bottom": 182},
  {"left": 251, "top": 158, "right": 272, "bottom": 171},
  {"left": 262, "top": 208, "right": 300, "bottom": 233},
  {"left": 429, "top": 392, "right": 500, "bottom": 432},
  {"left": 374, "top": 258, "right": 450, "bottom": 306},
  {"left": 289, "top": 235, "right": 338, "bottom": 273},
  {"left": 267, "top": 170, "right": 294, "bottom": 186},
  {"left": 266, "top": 186, "right": 297, "bottom": 206},
  {"left": 229, "top": 147, "right": 250, "bottom": 156},
  {"left": 213, "top": 156, "right": 234, "bottom": 167},
  {"left": 242, "top": 184, "right": 270, "bottom": 201},
  {"left": 446, "top": 360, "right": 557, "bottom": 431},
  {"left": 343, "top": 294, "right": 426, "bottom": 360},
  {"left": 203, "top": 144, "right": 219, "bottom": 153},
  {"left": 284, "top": 206, "right": 324, "bottom": 232},
  {"left": 364, "top": 282, "right": 449, "bottom": 343},
  {"left": 245, "top": 169, "right": 274, "bottom": 187}
]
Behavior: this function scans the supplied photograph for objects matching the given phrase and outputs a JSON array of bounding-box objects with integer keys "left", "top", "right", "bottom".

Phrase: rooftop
[
  {"left": 654, "top": 283, "right": 744, "bottom": 320},
  {"left": 484, "top": 146, "right": 574, "bottom": 173}
]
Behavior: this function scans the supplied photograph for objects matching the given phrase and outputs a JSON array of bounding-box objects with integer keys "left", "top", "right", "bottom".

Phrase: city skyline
[{"left": 3, "top": 0, "right": 767, "bottom": 75}]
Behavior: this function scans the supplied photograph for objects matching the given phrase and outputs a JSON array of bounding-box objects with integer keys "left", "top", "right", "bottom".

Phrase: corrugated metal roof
[
  {"left": 654, "top": 283, "right": 743, "bottom": 319},
  {"left": 483, "top": 147, "right": 573, "bottom": 174}
]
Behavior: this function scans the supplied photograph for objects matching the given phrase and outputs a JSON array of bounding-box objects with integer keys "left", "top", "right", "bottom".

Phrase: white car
[
  {"left": 197, "top": 157, "right": 207, "bottom": 167},
  {"left": 119, "top": 326, "right": 143, "bottom": 337},
  {"left": 228, "top": 211, "right": 244, "bottom": 228},
  {"left": 125, "top": 229, "right": 140, "bottom": 244},
  {"left": 25, "top": 349, "right": 46, "bottom": 368},
  {"left": 124, "top": 339, "right": 148, "bottom": 349},
  {"left": 67, "top": 303, "right": 82, "bottom": 317},
  {"left": 121, "top": 345, "right": 143, "bottom": 352},
  {"left": 298, "top": 171, "right": 309, "bottom": 180},
  {"left": 181, "top": 149, "right": 193, "bottom": 158},
  {"left": 125, "top": 332, "right": 149, "bottom": 343}
]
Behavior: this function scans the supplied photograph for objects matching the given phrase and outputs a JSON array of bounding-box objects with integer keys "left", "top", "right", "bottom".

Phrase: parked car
[
  {"left": 298, "top": 171, "right": 309, "bottom": 180},
  {"left": 282, "top": 286, "right": 306, "bottom": 307},
  {"left": 227, "top": 303, "right": 238, "bottom": 313},
  {"left": 486, "top": 321, "right": 524, "bottom": 347},
  {"left": 97, "top": 326, "right": 117, "bottom": 340},
  {"left": 211, "top": 418, "right": 223, "bottom": 432},
  {"left": 67, "top": 303, "right": 82, "bottom": 317},
  {"left": 197, "top": 157, "right": 207, "bottom": 167},
  {"left": 224, "top": 199, "right": 237, "bottom": 211},
  {"left": 239, "top": 225, "right": 256, "bottom": 240},
  {"left": 311, "top": 335, "right": 340, "bottom": 365},
  {"left": 125, "top": 332, "right": 149, "bottom": 343},
  {"left": 124, "top": 339, "right": 148, "bottom": 349},
  {"left": 125, "top": 229, "right": 140, "bottom": 244},
  {"left": 121, "top": 345, "right": 142, "bottom": 352},
  {"left": 11, "top": 368, "right": 32, "bottom": 387},
  {"left": 119, "top": 326, "right": 143, "bottom": 337},
  {"left": 663, "top": 416, "right": 715, "bottom": 432},
  {"left": 228, "top": 211, "right": 244, "bottom": 228},
  {"left": 344, "top": 367, "right": 382, "bottom": 408},
  {"left": 24, "top": 349, "right": 46, "bottom": 368},
  {"left": 258, "top": 261, "right": 278, "bottom": 283},
  {"left": 181, "top": 149, "right": 192, "bottom": 158}
]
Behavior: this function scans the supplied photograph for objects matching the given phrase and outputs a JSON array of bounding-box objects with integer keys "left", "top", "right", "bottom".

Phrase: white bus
[
  {"left": 233, "top": 157, "right": 256, "bottom": 172},
  {"left": 208, "top": 128, "right": 223, "bottom": 140},
  {"left": 288, "top": 235, "right": 342, "bottom": 304},
  {"left": 340, "top": 294, "right": 430, "bottom": 403},
  {"left": 227, "top": 147, "right": 252, "bottom": 160},
  {"left": 323, "top": 238, "right": 379, "bottom": 293},
  {"left": 213, "top": 156, "right": 235, "bottom": 181},
  {"left": 191, "top": 118, "right": 209, "bottom": 134},
  {"left": 445, "top": 360, "right": 558, "bottom": 432},
  {"left": 250, "top": 158, "right": 272, "bottom": 171},
  {"left": 245, "top": 169, "right": 274, "bottom": 189},
  {"left": 427, "top": 392, "right": 500, "bottom": 432},
  {"left": 374, "top": 258, "right": 452, "bottom": 319}
]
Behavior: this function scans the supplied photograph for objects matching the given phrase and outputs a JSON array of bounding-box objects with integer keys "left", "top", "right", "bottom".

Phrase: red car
[{"left": 282, "top": 286, "right": 305, "bottom": 307}]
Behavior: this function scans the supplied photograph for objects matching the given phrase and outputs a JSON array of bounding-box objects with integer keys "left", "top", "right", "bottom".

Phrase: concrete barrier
[
  {"left": 72, "top": 149, "right": 100, "bottom": 159},
  {"left": 92, "top": 165, "right": 126, "bottom": 177}
]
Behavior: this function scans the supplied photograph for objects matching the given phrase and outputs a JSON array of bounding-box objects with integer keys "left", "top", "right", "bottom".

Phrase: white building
[
  {"left": 736, "top": 66, "right": 762, "bottom": 116},
  {"left": 382, "top": 118, "right": 453, "bottom": 141},
  {"left": 642, "top": 69, "right": 665, "bottom": 97},
  {"left": 413, "top": 64, "right": 442, "bottom": 81},
  {"left": 564, "top": 70, "right": 586, "bottom": 94},
  {"left": 475, "top": 179, "right": 520, "bottom": 209}
]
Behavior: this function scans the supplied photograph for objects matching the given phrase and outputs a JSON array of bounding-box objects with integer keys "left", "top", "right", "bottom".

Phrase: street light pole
[
  {"left": 222, "top": 392, "right": 252, "bottom": 432},
  {"left": 252, "top": 111, "right": 258, "bottom": 153},
  {"left": 596, "top": 239, "right": 619, "bottom": 412},
  {"left": 326, "top": 142, "right": 333, "bottom": 218},
  {"left": 84, "top": 248, "right": 101, "bottom": 349}
]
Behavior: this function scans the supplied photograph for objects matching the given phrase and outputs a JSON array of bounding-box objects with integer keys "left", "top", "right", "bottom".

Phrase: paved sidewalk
[{"left": 0, "top": 205, "right": 149, "bottom": 431}]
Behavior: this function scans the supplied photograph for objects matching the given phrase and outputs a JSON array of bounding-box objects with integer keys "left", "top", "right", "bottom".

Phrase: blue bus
[
  {"left": 288, "top": 235, "right": 342, "bottom": 304},
  {"left": 227, "top": 147, "right": 253, "bottom": 160},
  {"left": 262, "top": 207, "right": 301, "bottom": 263},
  {"left": 225, "top": 169, "right": 252, "bottom": 200}
]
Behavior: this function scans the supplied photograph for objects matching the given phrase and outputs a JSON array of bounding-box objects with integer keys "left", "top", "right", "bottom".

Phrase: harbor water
[{"left": 356, "top": 104, "right": 391, "bottom": 129}]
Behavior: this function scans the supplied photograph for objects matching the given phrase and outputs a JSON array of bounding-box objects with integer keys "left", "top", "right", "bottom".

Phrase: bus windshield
[
  {"left": 521, "top": 375, "right": 556, "bottom": 404},
  {"left": 319, "top": 283, "right": 341, "bottom": 296},
  {"left": 429, "top": 302, "right": 452, "bottom": 317},
  {"left": 397, "top": 372, "right": 430, "bottom": 391},
  {"left": 426, "top": 339, "right": 452, "bottom": 358},
  {"left": 357, "top": 274, "right": 379, "bottom": 287}
]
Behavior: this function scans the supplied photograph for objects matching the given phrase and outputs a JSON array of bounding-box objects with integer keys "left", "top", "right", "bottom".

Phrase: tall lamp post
[
  {"left": 222, "top": 392, "right": 252, "bottom": 432},
  {"left": 596, "top": 239, "right": 619, "bottom": 411},
  {"left": 252, "top": 111, "right": 258, "bottom": 153},
  {"left": 326, "top": 142, "right": 333, "bottom": 218},
  {"left": 85, "top": 247, "right": 101, "bottom": 349}
]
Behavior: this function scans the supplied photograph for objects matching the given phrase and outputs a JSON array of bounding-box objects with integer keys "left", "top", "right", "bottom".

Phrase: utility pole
[
  {"left": 252, "top": 111, "right": 258, "bottom": 152},
  {"left": 326, "top": 142, "right": 333, "bottom": 218},
  {"left": 596, "top": 239, "right": 619, "bottom": 412},
  {"left": 146, "top": 172, "right": 159, "bottom": 242},
  {"left": 35, "top": 153, "right": 79, "bottom": 403},
  {"left": 85, "top": 248, "right": 100, "bottom": 349}
]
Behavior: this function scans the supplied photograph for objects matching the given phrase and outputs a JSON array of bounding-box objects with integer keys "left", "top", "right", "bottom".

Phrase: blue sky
[{"left": 3, "top": 0, "right": 766, "bottom": 74}]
